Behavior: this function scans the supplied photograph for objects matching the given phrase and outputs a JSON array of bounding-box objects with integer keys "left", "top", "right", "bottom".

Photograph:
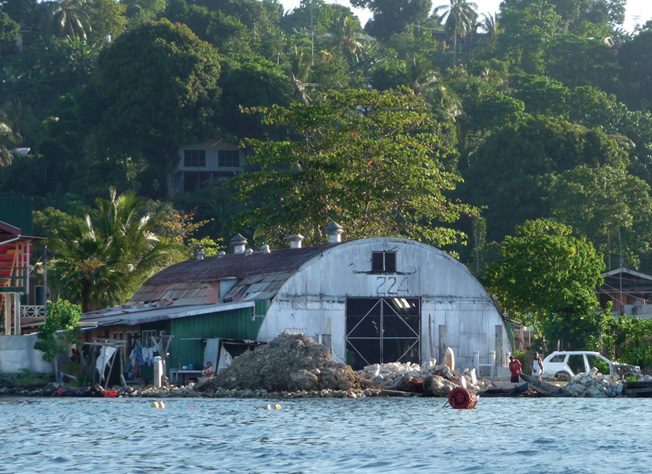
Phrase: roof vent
[
  {"left": 326, "top": 221, "right": 344, "bottom": 243},
  {"left": 196, "top": 250, "right": 205, "bottom": 261},
  {"left": 231, "top": 233, "right": 248, "bottom": 254},
  {"left": 217, "top": 250, "right": 226, "bottom": 258},
  {"left": 288, "top": 234, "right": 304, "bottom": 249},
  {"left": 261, "top": 244, "right": 271, "bottom": 253},
  {"left": 244, "top": 248, "right": 253, "bottom": 255}
]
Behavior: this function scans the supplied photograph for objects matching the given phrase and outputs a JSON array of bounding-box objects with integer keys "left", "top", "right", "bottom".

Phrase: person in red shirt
[{"left": 509, "top": 355, "right": 522, "bottom": 383}]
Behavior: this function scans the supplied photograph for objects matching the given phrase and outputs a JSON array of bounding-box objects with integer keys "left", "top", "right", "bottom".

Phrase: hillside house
[
  {"left": 597, "top": 267, "right": 652, "bottom": 318},
  {"left": 174, "top": 138, "right": 244, "bottom": 196}
]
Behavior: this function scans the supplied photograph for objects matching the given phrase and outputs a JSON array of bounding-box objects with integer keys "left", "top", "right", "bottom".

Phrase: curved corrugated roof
[{"left": 141, "top": 243, "right": 339, "bottom": 285}]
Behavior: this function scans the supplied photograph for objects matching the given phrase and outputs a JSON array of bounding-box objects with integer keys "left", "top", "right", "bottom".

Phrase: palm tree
[
  {"left": 435, "top": 0, "right": 478, "bottom": 66},
  {"left": 479, "top": 13, "right": 499, "bottom": 48},
  {"left": 330, "top": 13, "right": 365, "bottom": 65},
  {"left": 401, "top": 54, "right": 439, "bottom": 96},
  {"left": 289, "top": 40, "right": 314, "bottom": 104},
  {"left": 47, "top": 189, "right": 183, "bottom": 312},
  {"left": 40, "top": 0, "right": 92, "bottom": 41}
]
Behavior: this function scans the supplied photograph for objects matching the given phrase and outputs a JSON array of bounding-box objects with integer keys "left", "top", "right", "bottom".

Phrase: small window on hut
[
  {"left": 142, "top": 330, "right": 157, "bottom": 348},
  {"left": 372, "top": 251, "right": 396, "bottom": 273}
]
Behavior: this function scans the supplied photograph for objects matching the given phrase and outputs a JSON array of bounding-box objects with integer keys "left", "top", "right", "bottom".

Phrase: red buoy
[
  {"left": 448, "top": 387, "right": 478, "bottom": 409},
  {"left": 104, "top": 390, "right": 118, "bottom": 398}
]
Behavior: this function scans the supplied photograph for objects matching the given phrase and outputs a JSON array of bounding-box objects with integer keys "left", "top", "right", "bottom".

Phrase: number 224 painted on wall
[{"left": 375, "top": 276, "right": 410, "bottom": 296}]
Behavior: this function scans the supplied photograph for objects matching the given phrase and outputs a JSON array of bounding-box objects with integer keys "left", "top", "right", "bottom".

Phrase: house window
[
  {"left": 372, "top": 251, "right": 396, "bottom": 273},
  {"left": 142, "top": 330, "right": 157, "bottom": 348},
  {"left": 218, "top": 150, "right": 240, "bottom": 168},
  {"left": 184, "top": 149, "right": 206, "bottom": 167}
]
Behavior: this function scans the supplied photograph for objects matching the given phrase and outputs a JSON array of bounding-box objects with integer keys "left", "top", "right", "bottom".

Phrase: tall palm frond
[
  {"left": 331, "top": 13, "right": 365, "bottom": 65},
  {"left": 401, "top": 54, "right": 439, "bottom": 96},
  {"left": 47, "top": 188, "right": 183, "bottom": 312},
  {"left": 435, "top": 0, "right": 478, "bottom": 66},
  {"left": 40, "top": 0, "right": 92, "bottom": 41}
]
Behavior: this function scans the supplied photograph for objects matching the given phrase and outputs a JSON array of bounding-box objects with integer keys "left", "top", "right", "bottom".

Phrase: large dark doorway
[{"left": 346, "top": 297, "right": 421, "bottom": 370}]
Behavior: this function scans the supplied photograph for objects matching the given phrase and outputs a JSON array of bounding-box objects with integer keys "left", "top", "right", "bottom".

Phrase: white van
[{"left": 542, "top": 351, "right": 640, "bottom": 381}]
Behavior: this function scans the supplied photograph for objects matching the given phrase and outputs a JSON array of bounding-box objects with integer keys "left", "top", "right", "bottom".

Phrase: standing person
[
  {"left": 532, "top": 352, "right": 544, "bottom": 380},
  {"left": 508, "top": 355, "right": 522, "bottom": 383}
]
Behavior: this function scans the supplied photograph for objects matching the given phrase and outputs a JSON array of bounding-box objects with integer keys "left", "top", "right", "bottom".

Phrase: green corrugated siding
[
  {"left": 166, "top": 307, "right": 263, "bottom": 375},
  {"left": 255, "top": 299, "right": 270, "bottom": 316},
  {"left": 0, "top": 198, "right": 33, "bottom": 235}
]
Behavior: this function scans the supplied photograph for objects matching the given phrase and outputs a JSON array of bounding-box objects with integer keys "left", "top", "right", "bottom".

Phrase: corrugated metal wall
[{"left": 165, "top": 307, "right": 261, "bottom": 373}]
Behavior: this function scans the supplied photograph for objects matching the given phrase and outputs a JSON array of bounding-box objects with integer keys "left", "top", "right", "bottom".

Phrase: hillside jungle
[{"left": 2, "top": 0, "right": 652, "bottom": 366}]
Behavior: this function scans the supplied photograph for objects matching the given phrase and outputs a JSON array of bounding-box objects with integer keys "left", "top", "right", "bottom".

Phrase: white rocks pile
[
  {"left": 357, "top": 360, "right": 489, "bottom": 396},
  {"left": 564, "top": 369, "right": 623, "bottom": 398}
]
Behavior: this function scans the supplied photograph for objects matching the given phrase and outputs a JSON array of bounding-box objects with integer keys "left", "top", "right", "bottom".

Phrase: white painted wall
[
  {"left": 0, "top": 334, "right": 54, "bottom": 373},
  {"left": 257, "top": 238, "right": 510, "bottom": 370}
]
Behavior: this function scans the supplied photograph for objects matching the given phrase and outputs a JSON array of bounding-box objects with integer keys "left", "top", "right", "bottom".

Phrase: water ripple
[{"left": 2, "top": 396, "right": 652, "bottom": 473}]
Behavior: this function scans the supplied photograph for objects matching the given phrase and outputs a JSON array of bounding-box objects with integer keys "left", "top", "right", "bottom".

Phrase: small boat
[
  {"left": 622, "top": 381, "right": 652, "bottom": 398},
  {"left": 520, "top": 373, "right": 571, "bottom": 396},
  {"left": 481, "top": 382, "right": 529, "bottom": 397}
]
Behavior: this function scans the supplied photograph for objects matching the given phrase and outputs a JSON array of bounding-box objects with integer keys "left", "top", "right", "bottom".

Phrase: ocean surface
[{"left": 0, "top": 395, "right": 650, "bottom": 473}]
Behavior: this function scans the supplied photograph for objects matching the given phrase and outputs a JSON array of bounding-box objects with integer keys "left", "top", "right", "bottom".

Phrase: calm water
[{"left": 0, "top": 396, "right": 650, "bottom": 473}]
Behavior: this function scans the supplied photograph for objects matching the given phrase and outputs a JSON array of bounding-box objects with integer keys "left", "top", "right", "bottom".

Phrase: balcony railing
[{"left": 20, "top": 305, "right": 47, "bottom": 318}]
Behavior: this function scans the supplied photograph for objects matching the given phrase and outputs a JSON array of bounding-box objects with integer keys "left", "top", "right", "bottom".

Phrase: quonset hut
[{"left": 81, "top": 224, "right": 510, "bottom": 379}]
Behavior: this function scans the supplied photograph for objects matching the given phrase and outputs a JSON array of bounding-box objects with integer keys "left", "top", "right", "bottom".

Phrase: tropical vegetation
[{"left": 2, "top": 0, "right": 652, "bottom": 364}]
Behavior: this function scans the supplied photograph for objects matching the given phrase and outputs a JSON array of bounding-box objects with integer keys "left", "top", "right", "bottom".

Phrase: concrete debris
[
  {"left": 357, "top": 361, "right": 489, "bottom": 396},
  {"left": 564, "top": 370, "right": 624, "bottom": 398}
]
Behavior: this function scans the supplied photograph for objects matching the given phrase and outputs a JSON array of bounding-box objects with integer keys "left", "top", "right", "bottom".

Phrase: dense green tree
[
  {"left": 511, "top": 74, "right": 570, "bottom": 116},
  {"left": 496, "top": 0, "right": 561, "bottom": 74},
  {"left": 85, "top": 20, "right": 221, "bottom": 198},
  {"left": 1, "top": 0, "right": 39, "bottom": 27},
  {"left": 84, "top": 0, "right": 126, "bottom": 45},
  {"left": 544, "top": 34, "right": 619, "bottom": 92},
  {"left": 280, "top": 0, "right": 357, "bottom": 36},
  {"left": 121, "top": 0, "right": 165, "bottom": 24},
  {"left": 618, "top": 30, "right": 652, "bottom": 111},
  {"left": 218, "top": 54, "right": 293, "bottom": 139},
  {"left": 434, "top": 0, "right": 477, "bottom": 66},
  {"left": 549, "top": 165, "right": 652, "bottom": 270},
  {"left": 233, "top": 88, "right": 477, "bottom": 248},
  {"left": 308, "top": 48, "right": 352, "bottom": 92},
  {"left": 164, "top": 0, "right": 251, "bottom": 54},
  {"left": 34, "top": 299, "right": 81, "bottom": 380},
  {"left": 613, "top": 315, "right": 652, "bottom": 369},
  {"left": 461, "top": 115, "right": 629, "bottom": 241},
  {"left": 46, "top": 189, "right": 184, "bottom": 312},
  {"left": 193, "top": 0, "right": 282, "bottom": 30},
  {"left": 484, "top": 219, "right": 605, "bottom": 349},
  {"left": 0, "top": 11, "right": 19, "bottom": 54},
  {"left": 350, "top": 0, "right": 432, "bottom": 41}
]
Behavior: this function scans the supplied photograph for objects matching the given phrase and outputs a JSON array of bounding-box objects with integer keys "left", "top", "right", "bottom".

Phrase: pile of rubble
[
  {"left": 198, "top": 333, "right": 374, "bottom": 394},
  {"left": 564, "top": 369, "right": 623, "bottom": 398},
  {"left": 357, "top": 361, "right": 489, "bottom": 397}
]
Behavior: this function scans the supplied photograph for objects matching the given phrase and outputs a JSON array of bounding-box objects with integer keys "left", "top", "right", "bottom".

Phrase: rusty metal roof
[
  {"left": 141, "top": 243, "right": 339, "bottom": 285},
  {"left": 129, "top": 243, "right": 340, "bottom": 304}
]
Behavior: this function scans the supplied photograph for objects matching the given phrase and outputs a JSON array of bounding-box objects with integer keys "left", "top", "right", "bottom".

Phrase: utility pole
[{"left": 311, "top": 0, "right": 314, "bottom": 65}]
